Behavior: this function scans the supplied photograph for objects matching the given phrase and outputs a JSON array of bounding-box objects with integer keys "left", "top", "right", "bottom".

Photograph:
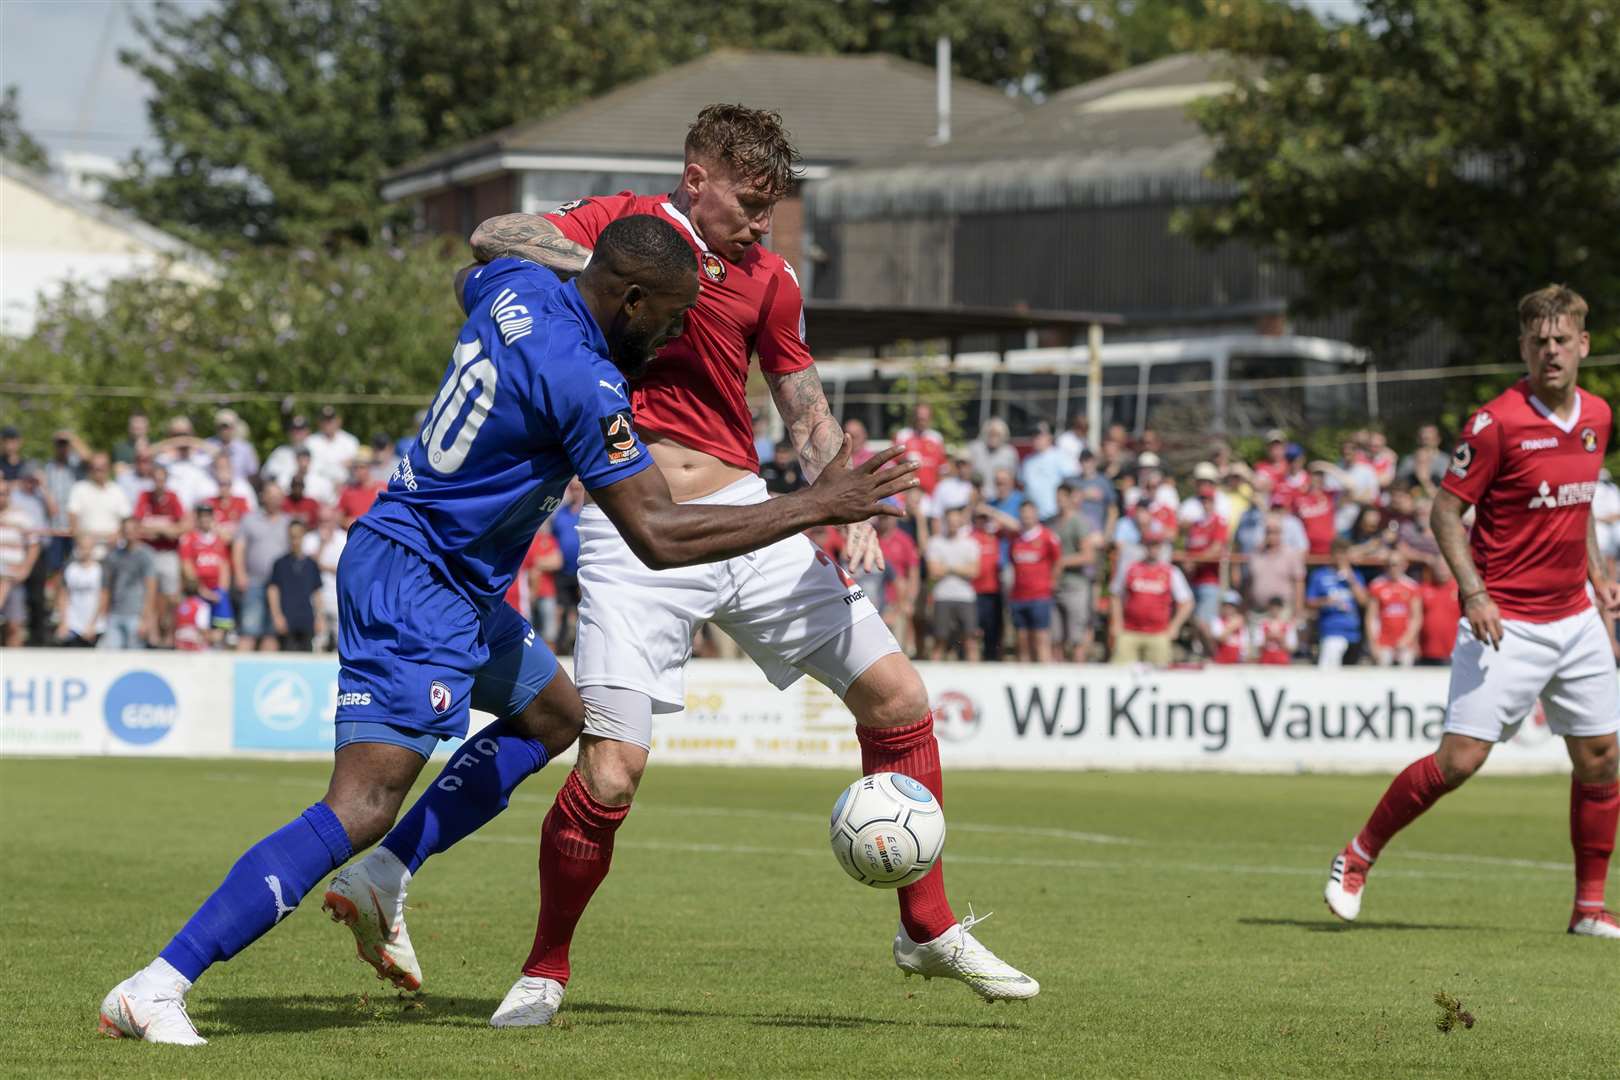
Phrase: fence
[{"left": 2, "top": 649, "right": 1591, "bottom": 774}]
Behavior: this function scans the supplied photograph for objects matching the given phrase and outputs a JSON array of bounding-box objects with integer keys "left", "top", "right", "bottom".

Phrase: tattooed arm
[
  {"left": 767, "top": 366, "right": 884, "bottom": 572},
  {"left": 469, "top": 214, "right": 591, "bottom": 276}
]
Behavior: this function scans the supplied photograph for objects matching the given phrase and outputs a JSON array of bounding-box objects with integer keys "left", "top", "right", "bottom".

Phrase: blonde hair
[{"left": 1518, "top": 284, "right": 1588, "bottom": 333}]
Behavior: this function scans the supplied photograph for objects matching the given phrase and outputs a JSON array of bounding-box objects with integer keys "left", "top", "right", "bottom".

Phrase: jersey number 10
[{"left": 421, "top": 339, "right": 497, "bottom": 474}]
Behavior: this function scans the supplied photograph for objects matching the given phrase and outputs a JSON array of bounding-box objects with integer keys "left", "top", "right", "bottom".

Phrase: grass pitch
[{"left": 1, "top": 758, "right": 1615, "bottom": 1078}]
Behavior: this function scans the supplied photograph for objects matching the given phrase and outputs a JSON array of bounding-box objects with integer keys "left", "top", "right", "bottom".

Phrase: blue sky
[{"left": 0, "top": 0, "right": 1366, "bottom": 166}]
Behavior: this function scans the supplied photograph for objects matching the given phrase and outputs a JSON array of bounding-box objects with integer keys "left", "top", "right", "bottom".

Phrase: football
[{"left": 828, "top": 772, "right": 946, "bottom": 888}]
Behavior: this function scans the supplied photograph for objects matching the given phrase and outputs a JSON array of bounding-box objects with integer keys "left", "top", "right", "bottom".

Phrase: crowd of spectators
[{"left": 4, "top": 402, "right": 1618, "bottom": 668}]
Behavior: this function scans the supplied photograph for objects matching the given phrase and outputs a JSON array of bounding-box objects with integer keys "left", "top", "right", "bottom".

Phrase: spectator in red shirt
[
  {"left": 1417, "top": 557, "right": 1461, "bottom": 666},
  {"left": 505, "top": 526, "right": 564, "bottom": 647},
  {"left": 202, "top": 454, "right": 253, "bottom": 540},
  {"left": 1276, "top": 447, "right": 1310, "bottom": 509},
  {"left": 133, "top": 464, "right": 189, "bottom": 646},
  {"left": 1253, "top": 429, "right": 1290, "bottom": 490},
  {"left": 1366, "top": 549, "right": 1422, "bottom": 666},
  {"left": 1293, "top": 466, "right": 1338, "bottom": 556},
  {"left": 1257, "top": 596, "right": 1299, "bottom": 664},
  {"left": 1008, "top": 501, "right": 1062, "bottom": 662},
  {"left": 969, "top": 506, "right": 1005, "bottom": 661},
  {"left": 1110, "top": 540, "right": 1195, "bottom": 667},
  {"left": 283, "top": 476, "right": 322, "bottom": 529},
  {"left": 894, "top": 403, "right": 947, "bottom": 494},
  {"left": 1179, "top": 466, "right": 1230, "bottom": 640},
  {"left": 1209, "top": 591, "right": 1250, "bottom": 664},
  {"left": 180, "top": 503, "right": 234, "bottom": 645},
  {"left": 336, "top": 458, "right": 385, "bottom": 526},
  {"left": 875, "top": 514, "right": 920, "bottom": 654}
]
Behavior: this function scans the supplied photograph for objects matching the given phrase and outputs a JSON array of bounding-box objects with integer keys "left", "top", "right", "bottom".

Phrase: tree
[
  {"left": 0, "top": 239, "right": 468, "bottom": 455},
  {"left": 111, "top": 0, "right": 1204, "bottom": 246},
  {"left": 0, "top": 84, "right": 51, "bottom": 172},
  {"left": 1180, "top": 0, "right": 1620, "bottom": 382}
]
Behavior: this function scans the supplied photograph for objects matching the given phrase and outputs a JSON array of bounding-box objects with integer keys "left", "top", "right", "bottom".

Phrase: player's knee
[
  {"left": 1570, "top": 736, "right": 1619, "bottom": 783},
  {"left": 575, "top": 739, "right": 646, "bottom": 807},
  {"left": 848, "top": 658, "right": 930, "bottom": 730},
  {"left": 1436, "top": 741, "right": 1490, "bottom": 787}
]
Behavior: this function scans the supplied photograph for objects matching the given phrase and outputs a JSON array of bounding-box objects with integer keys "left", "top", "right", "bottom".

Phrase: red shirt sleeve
[
  {"left": 1045, "top": 530, "right": 1062, "bottom": 564},
  {"left": 1440, "top": 407, "right": 1503, "bottom": 506},
  {"left": 542, "top": 192, "right": 639, "bottom": 249},
  {"left": 755, "top": 260, "right": 814, "bottom": 375}
]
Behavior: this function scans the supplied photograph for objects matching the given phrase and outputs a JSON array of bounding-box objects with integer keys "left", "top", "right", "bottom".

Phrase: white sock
[
  {"left": 362, "top": 845, "right": 413, "bottom": 902},
  {"left": 142, "top": 957, "right": 193, "bottom": 995}
]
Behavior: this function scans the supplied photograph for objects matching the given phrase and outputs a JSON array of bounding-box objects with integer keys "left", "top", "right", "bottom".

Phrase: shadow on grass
[
  {"left": 199, "top": 994, "right": 1017, "bottom": 1036},
  {"left": 1238, "top": 916, "right": 1479, "bottom": 933}
]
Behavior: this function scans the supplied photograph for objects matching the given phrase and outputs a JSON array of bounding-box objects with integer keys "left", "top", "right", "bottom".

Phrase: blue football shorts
[{"left": 333, "top": 525, "right": 559, "bottom": 758}]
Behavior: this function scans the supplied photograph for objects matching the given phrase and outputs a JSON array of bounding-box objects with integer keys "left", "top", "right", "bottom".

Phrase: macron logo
[{"left": 599, "top": 379, "right": 625, "bottom": 399}]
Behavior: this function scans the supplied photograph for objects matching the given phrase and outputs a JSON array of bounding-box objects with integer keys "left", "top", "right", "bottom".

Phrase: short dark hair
[
  {"left": 593, "top": 215, "right": 697, "bottom": 290},
  {"left": 685, "top": 104, "right": 802, "bottom": 198}
]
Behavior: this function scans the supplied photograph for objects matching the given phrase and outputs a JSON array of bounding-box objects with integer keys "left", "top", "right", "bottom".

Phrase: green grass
[{"left": 1, "top": 759, "right": 1615, "bottom": 1079}]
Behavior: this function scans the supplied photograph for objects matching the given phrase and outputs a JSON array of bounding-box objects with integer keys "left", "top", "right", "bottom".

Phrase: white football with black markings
[{"left": 829, "top": 772, "right": 946, "bottom": 888}]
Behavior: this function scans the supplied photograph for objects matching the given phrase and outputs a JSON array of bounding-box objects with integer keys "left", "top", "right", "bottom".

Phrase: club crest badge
[
  {"left": 1580, "top": 427, "right": 1598, "bottom": 453},
  {"left": 700, "top": 251, "right": 727, "bottom": 284},
  {"left": 429, "top": 681, "right": 453, "bottom": 715}
]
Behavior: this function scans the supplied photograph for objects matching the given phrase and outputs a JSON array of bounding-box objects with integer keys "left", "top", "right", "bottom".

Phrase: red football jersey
[
  {"left": 1293, "top": 491, "right": 1337, "bottom": 555},
  {"left": 174, "top": 596, "right": 209, "bottom": 651},
  {"left": 1211, "top": 613, "right": 1247, "bottom": 664},
  {"left": 894, "top": 427, "right": 947, "bottom": 493},
  {"left": 545, "top": 193, "right": 814, "bottom": 472},
  {"left": 338, "top": 481, "right": 384, "bottom": 522},
  {"left": 1183, "top": 515, "right": 1228, "bottom": 587},
  {"left": 1368, "top": 573, "right": 1419, "bottom": 647},
  {"left": 1009, "top": 527, "right": 1061, "bottom": 602},
  {"left": 1442, "top": 380, "right": 1612, "bottom": 622},
  {"left": 1257, "top": 618, "right": 1296, "bottom": 664},
  {"left": 970, "top": 529, "right": 1001, "bottom": 595},
  {"left": 180, "top": 530, "right": 229, "bottom": 591}
]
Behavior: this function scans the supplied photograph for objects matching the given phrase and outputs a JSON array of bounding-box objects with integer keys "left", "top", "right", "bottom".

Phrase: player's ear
[
  {"left": 623, "top": 282, "right": 646, "bottom": 315},
  {"left": 681, "top": 159, "right": 707, "bottom": 197}
]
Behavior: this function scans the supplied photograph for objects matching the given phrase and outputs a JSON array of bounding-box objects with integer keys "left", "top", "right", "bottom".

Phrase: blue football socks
[
  {"left": 159, "top": 803, "right": 353, "bottom": 983},
  {"left": 380, "top": 720, "right": 550, "bottom": 873}
]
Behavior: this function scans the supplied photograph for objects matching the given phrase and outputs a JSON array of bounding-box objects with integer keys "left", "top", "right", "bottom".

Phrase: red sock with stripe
[
  {"left": 521, "top": 770, "right": 629, "bottom": 984},
  {"left": 857, "top": 714, "right": 957, "bottom": 942},
  {"left": 1571, "top": 778, "right": 1619, "bottom": 912},
  {"left": 1353, "top": 753, "right": 1453, "bottom": 862}
]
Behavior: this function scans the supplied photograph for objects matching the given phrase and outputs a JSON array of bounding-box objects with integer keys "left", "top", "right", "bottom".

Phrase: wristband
[{"left": 1461, "top": 589, "right": 1488, "bottom": 607}]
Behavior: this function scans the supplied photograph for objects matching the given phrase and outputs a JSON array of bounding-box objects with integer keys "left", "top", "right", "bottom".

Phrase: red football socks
[
  {"left": 521, "top": 770, "right": 630, "bottom": 984},
  {"left": 1353, "top": 753, "right": 1453, "bottom": 862},
  {"left": 1570, "top": 778, "right": 1619, "bottom": 911},
  {"left": 857, "top": 714, "right": 957, "bottom": 943}
]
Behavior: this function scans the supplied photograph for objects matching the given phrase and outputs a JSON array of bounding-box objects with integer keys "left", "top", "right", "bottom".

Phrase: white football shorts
[
  {"left": 1444, "top": 606, "right": 1620, "bottom": 742},
  {"left": 572, "top": 474, "right": 896, "bottom": 713}
]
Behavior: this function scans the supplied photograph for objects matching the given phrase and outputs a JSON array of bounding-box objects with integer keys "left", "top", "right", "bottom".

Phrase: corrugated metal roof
[
  {"left": 384, "top": 49, "right": 1023, "bottom": 185},
  {"left": 808, "top": 53, "right": 1238, "bottom": 219}
]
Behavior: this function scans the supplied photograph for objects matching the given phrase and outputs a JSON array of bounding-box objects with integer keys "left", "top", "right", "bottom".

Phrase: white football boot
[
  {"left": 1324, "top": 845, "right": 1372, "bottom": 922},
  {"left": 322, "top": 861, "right": 422, "bottom": 991},
  {"left": 893, "top": 909, "right": 1039, "bottom": 1002},
  {"left": 98, "top": 962, "right": 206, "bottom": 1045},
  {"left": 1568, "top": 908, "right": 1620, "bottom": 939},
  {"left": 490, "top": 975, "right": 566, "bottom": 1027}
]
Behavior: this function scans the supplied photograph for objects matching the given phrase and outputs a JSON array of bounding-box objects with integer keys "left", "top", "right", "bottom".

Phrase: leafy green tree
[
  {"left": 0, "top": 84, "right": 51, "bottom": 172},
  {"left": 112, "top": 0, "right": 1205, "bottom": 246},
  {"left": 1181, "top": 0, "right": 1620, "bottom": 398},
  {"left": 0, "top": 239, "right": 468, "bottom": 455}
]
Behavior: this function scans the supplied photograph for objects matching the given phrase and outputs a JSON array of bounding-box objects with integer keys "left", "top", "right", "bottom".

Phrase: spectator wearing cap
[
  {"left": 969, "top": 505, "right": 1006, "bottom": 661},
  {"left": 98, "top": 516, "right": 157, "bottom": 650},
  {"left": 926, "top": 505, "right": 981, "bottom": 660},
  {"left": 1008, "top": 500, "right": 1062, "bottom": 662},
  {"left": 967, "top": 418, "right": 1018, "bottom": 499},
  {"left": 931, "top": 454, "right": 977, "bottom": 518},
  {"left": 1276, "top": 444, "right": 1310, "bottom": 509},
  {"left": 264, "top": 414, "right": 312, "bottom": 489},
  {"left": 1, "top": 425, "right": 26, "bottom": 481},
  {"left": 1306, "top": 537, "right": 1368, "bottom": 667},
  {"left": 337, "top": 454, "right": 386, "bottom": 526},
  {"left": 283, "top": 473, "right": 324, "bottom": 529},
  {"left": 1243, "top": 514, "right": 1307, "bottom": 616},
  {"left": 1129, "top": 452, "right": 1180, "bottom": 516},
  {"left": 208, "top": 409, "right": 260, "bottom": 480},
  {"left": 1110, "top": 539, "right": 1194, "bottom": 667},
  {"left": 0, "top": 477, "right": 40, "bottom": 647},
  {"left": 1178, "top": 464, "right": 1231, "bottom": 634},
  {"left": 1398, "top": 423, "right": 1448, "bottom": 494},
  {"left": 894, "top": 403, "right": 947, "bottom": 495},
  {"left": 1018, "top": 423, "right": 1077, "bottom": 521},
  {"left": 67, "top": 453, "right": 131, "bottom": 552},
  {"left": 759, "top": 441, "right": 805, "bottom": 495},
  {"left": 1208, "top": 591, "right": 1249, "bottom": 664},
  {"left": 1178, "top": 461, "right": 1233, "bottom": 527},
  {"left": 369, "top": 430, "right": 401, "bottom": 484},
  {"left": 1052, "top": 482, "right": 1101, "bottom": 661},
  {"left": 1056, "top": 413, "right": 1090, "bottom": 473},
  {"left": 1254, "top": 429, "right": 1290, "bottom": 490},
  {"left": 306, "top": 405, "right": 360, "bottom": 490},
  {"left": 111, "top": 412, "right": 150, "bottom": 469}
]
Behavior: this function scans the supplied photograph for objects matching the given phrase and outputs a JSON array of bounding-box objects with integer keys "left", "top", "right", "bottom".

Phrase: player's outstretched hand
[
  {"left": 1464, "top": 592, "right": 1503, "bottom": 651},
  {"left": 804, "top": 438, "right": 919, "bottom": 525}
]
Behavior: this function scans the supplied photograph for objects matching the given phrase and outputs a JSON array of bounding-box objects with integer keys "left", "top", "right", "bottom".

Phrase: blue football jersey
[{"left": 360, "top": 258, "right": 650, "bottom": 611}]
